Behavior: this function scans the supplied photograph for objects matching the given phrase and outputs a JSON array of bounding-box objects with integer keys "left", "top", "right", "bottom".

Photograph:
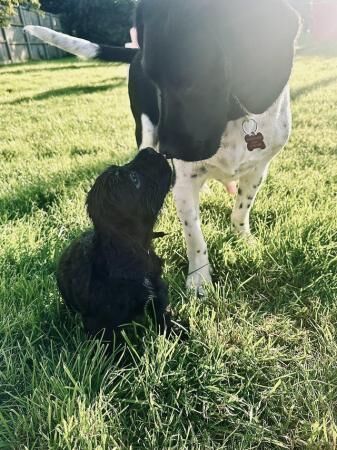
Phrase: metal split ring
[{"left": 242, "top": 118, "right": 258, "bottom": 135}]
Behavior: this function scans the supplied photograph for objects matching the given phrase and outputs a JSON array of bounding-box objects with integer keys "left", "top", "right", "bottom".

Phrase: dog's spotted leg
[
  {"left": 231, "top": 163, "right": 270, "bottom": 239},
  {"left": 173, "top": 165, "right": 211, "bottom": 293}
]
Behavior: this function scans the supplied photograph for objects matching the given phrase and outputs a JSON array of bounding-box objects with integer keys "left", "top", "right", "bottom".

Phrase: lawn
[{"left": 0, "top": 52, "right": 336, "bottom": 449}]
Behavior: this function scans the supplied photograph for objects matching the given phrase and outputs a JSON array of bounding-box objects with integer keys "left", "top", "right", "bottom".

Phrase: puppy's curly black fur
[{"left": 57, "top": 148, "right": 172, "bottom": 342}]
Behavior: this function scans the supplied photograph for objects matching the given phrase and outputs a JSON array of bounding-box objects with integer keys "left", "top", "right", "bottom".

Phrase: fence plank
[
  {"left": 2, "top": 27, "right": 13, "bottom": 63},
  {"left": 18, "top": 6, "right": 32, "bottom": 59},
  {"left": 0, "top": 28, "right": 10, "bottom": 63}
]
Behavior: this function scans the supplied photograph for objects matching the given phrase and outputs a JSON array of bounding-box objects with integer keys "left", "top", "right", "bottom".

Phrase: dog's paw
[
  {"left": 231, "top": 224, "right": 257, "bottom": 247},
  {"left": 186, "top": 268, "right": 212, "bottom": 298},
  {"left": 241, "top": 233, "right": 259, "bottom": 247},
  {"left": 234, "top": 232, "right": 257, "bottom": 246},
  {"left": 245, "top": 234, "right": 258, "bottom": 246}
]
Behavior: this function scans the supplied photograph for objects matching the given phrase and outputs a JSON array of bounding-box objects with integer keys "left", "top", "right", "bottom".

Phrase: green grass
[{"left": 0, "top": 54, "right": 336, "bottom": 449}]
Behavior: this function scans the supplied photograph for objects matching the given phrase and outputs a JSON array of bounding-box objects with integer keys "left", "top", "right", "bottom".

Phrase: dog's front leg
[
  {"left": 231, "top": 162, "right": 270, "bottom": 238},
  {"left": 173, "top": 167, "right": 211, "bottom": 293}
]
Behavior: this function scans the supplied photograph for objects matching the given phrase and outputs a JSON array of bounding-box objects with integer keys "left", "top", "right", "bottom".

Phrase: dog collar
[
  {"left": 152, "top": 231, "right": 168, "bottom": 239},
  {"left": 242, "top": 118, "right": 266, "bottom": 152}
]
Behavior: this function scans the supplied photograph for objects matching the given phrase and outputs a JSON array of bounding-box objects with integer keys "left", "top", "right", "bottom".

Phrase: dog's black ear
[
  {"left": 224, "top": 0, "right": 300, "bottom": 114},
  {"left": 135, "top": 1, "right": 144, "bottom": 48}
]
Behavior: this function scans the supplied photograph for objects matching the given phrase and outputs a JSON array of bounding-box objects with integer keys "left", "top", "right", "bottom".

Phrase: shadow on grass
[
  {"left": 200, "top": 197, "right": 279, "bottom": 231},
  {"left": 4, "top": 77, "right": 126, "bottom": 105},
  {"left": 0, "top": 159, "right": 110, "bottom": 222},
  {"left": 291, "top": 75, "right": 337, "bottom": 101},
  {"left": 0, "top": 62, "right": 118, "bottom": 77}
]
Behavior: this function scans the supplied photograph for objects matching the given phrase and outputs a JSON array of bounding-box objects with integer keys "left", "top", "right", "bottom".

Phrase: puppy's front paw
[{"left": 186, "top": 267, "right": 212, "bottom": 298}]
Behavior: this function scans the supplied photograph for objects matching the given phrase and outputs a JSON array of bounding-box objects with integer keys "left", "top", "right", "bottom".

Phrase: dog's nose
[
  {"left": 159, "top": 145, "right": 173, "bottom": 160},
  {"left": 141, "top": 147, "right": 159, "bottom": 158}
]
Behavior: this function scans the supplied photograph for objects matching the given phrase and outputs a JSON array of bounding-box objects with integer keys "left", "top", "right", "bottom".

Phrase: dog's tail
[{"left": 23, "top": 26, "right": 138, "bottom": 63}]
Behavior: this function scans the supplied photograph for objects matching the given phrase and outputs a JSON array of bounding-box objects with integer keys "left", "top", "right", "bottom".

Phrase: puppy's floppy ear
[
  {"left": 86, "top": 168, "right": 117, "bottom": 234},
  {"left": 224, "top": 0, "right": 300, "bottom": 114}
]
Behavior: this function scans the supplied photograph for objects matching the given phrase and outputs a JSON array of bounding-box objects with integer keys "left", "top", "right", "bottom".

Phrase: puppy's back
[
  {"left": 57, "top": 230, "right": 94, "bottom": 314},
  {"left": 56, "top": 230, "right": 156, "bottom": 339}
]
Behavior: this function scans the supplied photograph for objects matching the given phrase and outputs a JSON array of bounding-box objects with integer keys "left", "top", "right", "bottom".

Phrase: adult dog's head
[
  {"left": 87, "top": 148, "right": 172, "bottom": 243},
  {"left": 136, "top": 0, "right": 300, "bottom": 161}
]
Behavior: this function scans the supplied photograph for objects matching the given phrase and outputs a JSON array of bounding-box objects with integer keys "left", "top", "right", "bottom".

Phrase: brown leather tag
[{"left": 245, "top": 132, "right": 266, "bottom": 152}]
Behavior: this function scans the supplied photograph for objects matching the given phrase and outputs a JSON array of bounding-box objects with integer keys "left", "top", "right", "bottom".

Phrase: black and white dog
[
  {"left": 26, "top": 0, "right": 300, "bottom": 292},
  {"left": 57, "top": 148, "right": 172, "bottom": 341}
]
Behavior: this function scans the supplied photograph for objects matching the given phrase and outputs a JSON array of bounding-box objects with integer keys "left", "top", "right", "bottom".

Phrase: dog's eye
[{"left": 129, "top": 171, "right": 141, "bottom": 189}]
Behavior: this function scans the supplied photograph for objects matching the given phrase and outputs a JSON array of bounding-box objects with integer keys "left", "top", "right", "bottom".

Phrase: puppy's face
[{"left": 87, "top": 148, "right": 172, "bottom": 237}]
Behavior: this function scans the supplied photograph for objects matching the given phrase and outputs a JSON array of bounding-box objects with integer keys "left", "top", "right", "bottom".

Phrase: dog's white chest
[
  {"left": 173, "top": 88, "right": 291, "bottom": 188},
  {"left": 207, "top": 121, "right": 270, "bottom": 182},
  {"left": 204, "top": 88, "right": 291, "bottom": 183}
]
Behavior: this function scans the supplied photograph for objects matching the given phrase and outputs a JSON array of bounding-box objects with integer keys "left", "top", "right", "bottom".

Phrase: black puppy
[{"left": 57, "top": 148, "right": 172, "bottom": 342}]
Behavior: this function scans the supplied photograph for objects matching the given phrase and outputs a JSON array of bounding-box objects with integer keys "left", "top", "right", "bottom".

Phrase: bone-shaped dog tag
[{"left": 243, "top": 119, "right": 266, "bottom": 151}]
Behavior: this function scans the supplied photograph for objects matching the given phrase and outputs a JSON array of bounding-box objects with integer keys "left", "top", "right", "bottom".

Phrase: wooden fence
[{"left": 0, "top": 7, "right": 65, "bottom": 64}]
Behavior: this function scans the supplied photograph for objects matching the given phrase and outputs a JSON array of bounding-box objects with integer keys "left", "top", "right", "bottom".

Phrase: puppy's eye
[{"left": 129, "top": 171, "right": 141, "bottom": 189}]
